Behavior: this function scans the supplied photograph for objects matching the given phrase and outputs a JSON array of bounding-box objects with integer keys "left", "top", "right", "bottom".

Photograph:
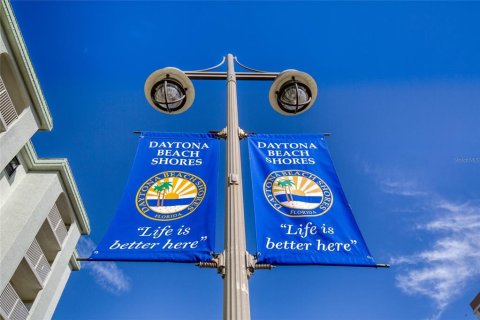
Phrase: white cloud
[
  {"left": 363, "top": 164, "right": 427, "bottom": 197},
  {"left": 378, "top": 178, "right": 427, "bottom": 197},
  {"left": 390, "top": 198, "right": 480, "bottom": 319},
  {"left": 366, "top": 166, "right": 480, "bottom": 318},
  {"left": 77, "top": 237, "right": 131, "bottom": 295}
]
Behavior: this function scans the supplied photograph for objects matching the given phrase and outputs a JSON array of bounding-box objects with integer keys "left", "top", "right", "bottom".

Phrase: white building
[
  {"left": 472, "top": 292, "right": 480, "bottom": 320},
  {"left": 0, "top": 1, "right": 90, "bottom": 319}
]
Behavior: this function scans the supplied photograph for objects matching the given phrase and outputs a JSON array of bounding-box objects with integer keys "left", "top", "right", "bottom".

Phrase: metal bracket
[
  {"left": 238, "top": 128, "right": 248, "bottom": 139},
  {"left": 246, "top": 253, "right": 274, "bottom": 279},
  {"left": 246, "top": 253, "right": 256, "bottom": 279},
  {"left": 196, "top": 253, "right": 226, "bottom": 278},
  {"left": 209, "top": 127, "right": 252, "bottom": 139},
  {"left": 216, "top": 253, "right": 226, "bottom": 277},
  {"left": 197, "top": 252, "right": 273, "bottom": 279},
  {"left": 209, "top": 128, "right": 227, "bottom": 139},
  {"left": 228, "top": 173, "right": 239, "bottom": 185},
  {"left": 239, "top": 128, "right": 257, "bottom": 140}
]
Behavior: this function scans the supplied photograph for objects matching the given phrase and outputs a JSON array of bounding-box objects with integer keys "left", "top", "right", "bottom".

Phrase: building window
[{"left": 4, "top": 156, "right": 20, "bottom": 178}]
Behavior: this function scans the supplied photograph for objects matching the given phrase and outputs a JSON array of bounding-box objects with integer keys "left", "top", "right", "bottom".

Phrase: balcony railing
[
  {"left": 25, "top": 239, "right": 51, "bottom": 284},
  {"left": 47, "top": 204, "right": 68, "bottom": 246},
  {"left": 0, "top": 283, "right": 29, "bottom": 320},
  {"left": 0, "top": 77, "right": 18, "bottom": 132}
]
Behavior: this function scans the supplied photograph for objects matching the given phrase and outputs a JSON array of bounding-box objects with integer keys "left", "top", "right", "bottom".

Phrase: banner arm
[
  {"left": 76, "top": 257, "right": 203, "bottom": 263},
  {"left": 262, "top": 263, "right": 390, "bottom": 268},
  {"left": 76, "top": 257, "right": 91, "bottom": 261}
]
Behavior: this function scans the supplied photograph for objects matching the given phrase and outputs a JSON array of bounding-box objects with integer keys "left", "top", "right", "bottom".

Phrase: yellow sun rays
[
  {"left": 273, "top": 175, "right": 323, "bottom": 197},
  {"left": 146, "top": 177, "right": 197, "bottom": 199}
]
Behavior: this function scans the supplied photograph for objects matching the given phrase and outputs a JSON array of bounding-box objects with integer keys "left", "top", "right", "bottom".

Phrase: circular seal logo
[
  {"left": 136, "top": 171, "right": 206, "bottom": 221},
  {"left": 263, "top": 170, "right": 333, "bottom": 217}
]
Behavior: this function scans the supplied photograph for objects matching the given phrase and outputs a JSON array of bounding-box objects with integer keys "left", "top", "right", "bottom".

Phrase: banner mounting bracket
[
  {"left": 228, "top": 173, "right": 239, "bottom": 185},
  {"left": 196, "top": 253, "right": 226, "bottom": 278},
  {"left": 239, "top": 128, "right": 248, "bottom": 139},
  {"left": 209, "top": 128, "right": 227, "bottom": 139},
  {"left": 246, "top": 253, "right": 274, "bottom": 279}
]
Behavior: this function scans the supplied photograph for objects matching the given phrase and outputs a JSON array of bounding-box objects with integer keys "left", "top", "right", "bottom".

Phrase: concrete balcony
[
  {"left": 47, "top": 204, "right": 67, "bottom": 247},
  {"left": 0, "top": 107, "right": 38, "bottom": 171},
  {"left": 36, "top": 204, "right": 68, "bottom": 263},
  {"left": 0, "top": 77, "right": 18, "bottom": 133},
  {"left": 1, "top": 238, "right": 52, "bottom": 320},
  {"left": 0, "top": 282, "right": 29, "bottom": 320},
  {"left": 3, "top": 238, "right": 51, "bottom": 316},
  {"left": 0, "top": 172, "right": 63, "bottom": 292},
  {"left": 25, "top": 239, "right": 51, "bottom": 285}
]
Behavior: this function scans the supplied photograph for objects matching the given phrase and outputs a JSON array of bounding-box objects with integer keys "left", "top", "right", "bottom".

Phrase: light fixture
[
  {"left": 144, "top": 67, "right": 195, "bottom": 114},
  {"left": 269, "top": 69, "right": 317, "bottom": 116}
]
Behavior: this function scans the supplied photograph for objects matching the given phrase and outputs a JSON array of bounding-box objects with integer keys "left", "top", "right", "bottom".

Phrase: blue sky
[{"left": 12, "top": 1, "right": 480, "bottom": 319}]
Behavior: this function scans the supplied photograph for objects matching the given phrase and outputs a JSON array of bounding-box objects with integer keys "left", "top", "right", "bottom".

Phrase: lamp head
[
  {"left": 269, "top": 69, "right": 317, "bottom": 116},
  {"left": 144, "top": 67, "right": 195, "bottom": 114}
]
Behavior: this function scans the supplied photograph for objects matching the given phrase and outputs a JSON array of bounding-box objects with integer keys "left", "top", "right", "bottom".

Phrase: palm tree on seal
[
  {"left": 277, "top": 179, "right": 295, "bottom": 202},
  {"left": 153, "top": 184, "right": 164, "bottom": 207},
  {"left": 159, "top": 181, "right": 173, "bottom": 207}
]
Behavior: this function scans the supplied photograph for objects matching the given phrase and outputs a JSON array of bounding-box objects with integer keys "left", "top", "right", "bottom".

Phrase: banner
[
  {"left": 248, "top": 134, "right": 375, "bottom": 266},
  {"left": 90, "top": 132, "right": 219, "bottom": 262}
]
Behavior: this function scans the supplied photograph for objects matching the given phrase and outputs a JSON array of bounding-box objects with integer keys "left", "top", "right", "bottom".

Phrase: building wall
[
  {"left": 0, "top": 1, "right": 90, "bottom": 319},
  {"left": 471, "top": 292, "right": 480, "bottom": 320}
]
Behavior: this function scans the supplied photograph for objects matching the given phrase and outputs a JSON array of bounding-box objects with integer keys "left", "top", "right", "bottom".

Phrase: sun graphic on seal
[
  {"left": 272, "top": 175, "right": 324, "bottom": 210},
  {"left": 146, "top": 177, "right": 198, "bottom": 214},
  {"left": 263, "top": 170, "right": 333, "bottom": 218}
]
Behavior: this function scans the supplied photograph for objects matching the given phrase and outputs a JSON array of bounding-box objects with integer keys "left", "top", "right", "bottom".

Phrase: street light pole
[
  {"left": 144, "top": 54, "right": 319, "bottom": 320},
  {"left": 224, "top": 53, "right": 250, "bottom": 320}
]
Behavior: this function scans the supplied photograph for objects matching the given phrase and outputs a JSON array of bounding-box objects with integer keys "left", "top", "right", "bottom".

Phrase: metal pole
[{"left": 224, "top": 53, "right": 250, "bottom": 320}]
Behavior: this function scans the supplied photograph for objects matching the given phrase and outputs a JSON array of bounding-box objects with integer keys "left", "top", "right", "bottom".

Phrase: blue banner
[
  {"left": 90, "top": 132, "right": 219, "bottom": 262},
  {"left": 248, "top": 134, "right": 375, "bottom": 266}
]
